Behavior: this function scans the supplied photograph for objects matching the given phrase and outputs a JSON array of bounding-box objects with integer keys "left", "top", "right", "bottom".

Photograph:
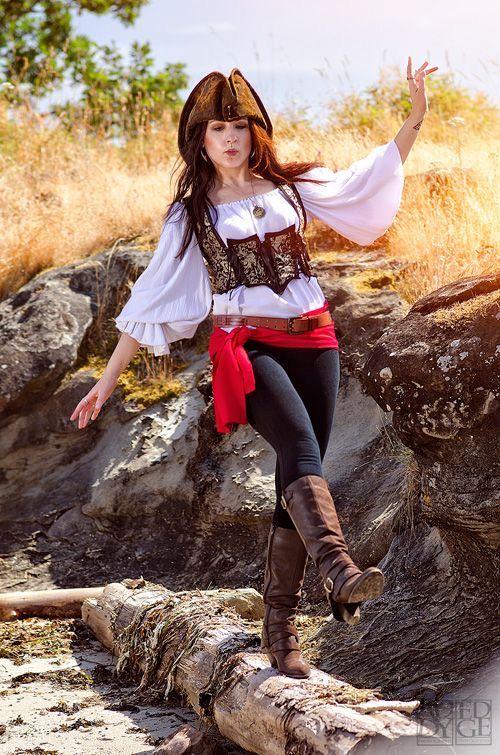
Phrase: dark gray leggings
[{"left": 243, "top": 341, "right": 340, "bottom": 529}]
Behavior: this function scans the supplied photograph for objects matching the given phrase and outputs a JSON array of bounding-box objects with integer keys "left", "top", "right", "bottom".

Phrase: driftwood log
[
  {"left": 151, "top": 723, "right": 219, "bottom": 754},
  {"left": 0, "top": 586, "right": 104, "bottom": 620},
  {"left": 0, "top": 583, "right": 262, "bottom": 623},
  {"left": 82, "top": 580, "right": 436, "bottom": 755}
]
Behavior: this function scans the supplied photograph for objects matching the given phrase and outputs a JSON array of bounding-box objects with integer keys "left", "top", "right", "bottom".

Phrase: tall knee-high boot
[
  {"left": 260, "top": 524, "right": 311, "bottom": 678},
  {"left": 281, "top": 475, "right": 384, "bottom": 625}
]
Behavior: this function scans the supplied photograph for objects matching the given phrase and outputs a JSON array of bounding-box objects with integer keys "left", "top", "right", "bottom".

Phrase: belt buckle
[{"left": 287, "top": 315, "right": 316, "bottom": 334}]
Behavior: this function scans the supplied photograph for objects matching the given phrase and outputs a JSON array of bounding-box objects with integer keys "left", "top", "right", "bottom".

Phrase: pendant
[{"left": 253, "top": 205, "right": 266, "bottom": 219}]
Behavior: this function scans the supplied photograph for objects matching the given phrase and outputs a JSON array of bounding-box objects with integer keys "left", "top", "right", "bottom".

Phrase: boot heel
[
  {"left": 265, "top": 650, "right": 278, "bottom": 668},
  {"left": 330, "top": 599, "right": 361, "bottom": 625}
]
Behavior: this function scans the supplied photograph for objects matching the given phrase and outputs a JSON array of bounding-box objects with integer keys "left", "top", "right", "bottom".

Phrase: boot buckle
[
  {"left": 280, "top": 493, "right": 288, "bottom": 510},
  {"left": 324, "top": 576, "right": 334, "bottom": 594}
]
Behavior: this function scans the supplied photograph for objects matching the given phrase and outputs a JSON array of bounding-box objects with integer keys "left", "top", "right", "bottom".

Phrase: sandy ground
[
  {"left": 1, "top": 616, "right": 498, "bottom": 754},
  {"left": 0, "top": 619, "right": 248, "bottom": 755}
]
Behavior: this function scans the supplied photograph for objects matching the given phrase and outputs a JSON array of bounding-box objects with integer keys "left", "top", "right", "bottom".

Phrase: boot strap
[
  {"left": 324, "top": 562, "right": 362, "bottom": 594},
  {"left": 322, "top": 554, "right": 352, "bottom": 592},
  {"left": 268, "top": 636, "right": 301, "bottom": 653}
]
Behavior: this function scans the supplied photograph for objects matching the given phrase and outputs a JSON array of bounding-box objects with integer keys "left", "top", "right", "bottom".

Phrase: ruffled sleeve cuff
[
  {"left": 114, "top": 320, "right": 172, "bottom": 356},
  {"left": 114, "top": 317, "right": 205, "bottom": 356},
  {"left": 113, "top": 204, "right": 213, "bottom": 356}
]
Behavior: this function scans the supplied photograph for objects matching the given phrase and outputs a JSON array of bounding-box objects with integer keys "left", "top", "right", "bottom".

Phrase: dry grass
[
  {"left": 274, "top": 113, "right": 499, "bottom": 302},
  {"left": 0, "top": 617, "right": 79, "bottom": 665},
  {"left": 0, "top": 104, "right": 178, "bottom": 297},
  {"left": 430, "top": 288, "right": 500, "bottom": 327},
  {"left": 389, "top": 135, "right": 499, "bottom": 302},
  {"left": 0, "top": 101, "right": 498, "bottom": 306}
]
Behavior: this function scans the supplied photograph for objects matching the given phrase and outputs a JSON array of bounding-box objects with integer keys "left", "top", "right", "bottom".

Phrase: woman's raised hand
[
  {"left": 407, "top": 56, "right": 439, "bottom": 117},
  {"left": 70, "top": 374, "right": 118, "bottom": 429}
]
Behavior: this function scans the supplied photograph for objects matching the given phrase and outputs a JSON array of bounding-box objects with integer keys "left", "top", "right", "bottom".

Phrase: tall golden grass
[
  {"left": 0, "top": 93, "right": 498, "bottom": 305},
  {"left": 274, "top": 113, "right": 499, "bottom": 302}
]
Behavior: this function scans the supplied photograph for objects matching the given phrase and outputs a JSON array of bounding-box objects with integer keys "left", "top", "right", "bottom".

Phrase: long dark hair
[{"left": 163, "top": 118, "right": 331, "bottom": 261}]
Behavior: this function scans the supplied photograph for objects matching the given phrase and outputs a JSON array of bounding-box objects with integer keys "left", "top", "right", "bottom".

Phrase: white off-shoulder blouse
[{"left": 114, "top": 139, "right": 404, "bottom": 355}]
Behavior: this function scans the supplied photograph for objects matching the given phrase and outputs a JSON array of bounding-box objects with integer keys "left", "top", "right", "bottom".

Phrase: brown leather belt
[{"left": 212, "top": 310, "right": 332, "bottom": 335}]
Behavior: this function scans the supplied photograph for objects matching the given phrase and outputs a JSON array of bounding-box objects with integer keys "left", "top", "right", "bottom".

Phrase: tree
[
  {"left": 0, "top": 1, "right": 189, "bottom": 136},
  {"left": 58, "top": 38, "right": 188, "bottom": 134},
  {"left": 0, "top": 1, "right": 149, "bottom": 94}
]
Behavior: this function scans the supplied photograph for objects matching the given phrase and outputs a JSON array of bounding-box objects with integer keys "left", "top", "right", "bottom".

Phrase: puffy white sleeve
[
  {"left": 295, "top": 139, "right": 404, "bottom": 246},
  {"left": 114, "top": 204, "right": 213, "bottom": 356}
]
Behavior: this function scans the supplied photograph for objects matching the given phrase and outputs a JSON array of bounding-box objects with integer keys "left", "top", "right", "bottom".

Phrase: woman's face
[{"left": 203, "top": 117, "right": 252, "bottom": 169}]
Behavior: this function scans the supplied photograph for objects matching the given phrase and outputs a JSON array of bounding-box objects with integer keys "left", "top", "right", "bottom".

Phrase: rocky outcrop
[
  {"left": 0, "top": 248, "right": 149, "bottom": 417},
  {"left": 362, "top": 272, "right": 500, "bottom": 546},
  {"left": 307, "top": 273, "right": 500, "bottom": 702},
  {"left": 0, "top": 244, "right": 409, "bottom": 594},
  {"left": 1, "top": 240, "right": 498, "bottom": 707}
]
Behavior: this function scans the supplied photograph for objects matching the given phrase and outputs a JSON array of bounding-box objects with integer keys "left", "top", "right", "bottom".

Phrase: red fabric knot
[{"left": 208, "top": 300, "right": 339, "bottom": 433}]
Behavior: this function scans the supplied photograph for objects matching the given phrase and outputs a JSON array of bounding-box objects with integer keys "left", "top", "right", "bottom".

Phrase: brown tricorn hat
[{"left": 177, "top": 67, "right": 273, "bottom": 159}]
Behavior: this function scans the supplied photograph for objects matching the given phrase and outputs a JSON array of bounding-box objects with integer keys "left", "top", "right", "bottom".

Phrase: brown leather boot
[
  {"left": 281, "top": 475, "right": 384, "bottom": 624},
  {"left": 261, "top": 524, "right": 311, "bottom": 678}
]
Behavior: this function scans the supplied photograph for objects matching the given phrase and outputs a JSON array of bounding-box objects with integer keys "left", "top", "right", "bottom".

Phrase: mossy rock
[
  {"left": 430, "top": 288, "right": 500, "bottom": 328},
  {"left": 78, "top": 355, "right": 186, "bottom": 409},
  {"left": 310, "top": 250, "right": 343, "bottom": 264},
  {"left": 345, "top": 268, "right": 397, "bottom": 294}
]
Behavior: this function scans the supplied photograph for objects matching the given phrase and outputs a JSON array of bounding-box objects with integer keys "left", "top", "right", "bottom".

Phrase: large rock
[
  {"left": 0, "top": 244, "right": 407, "bottom": 596},
  {"left": 314, "top": 248, "right": 408, "bottom": 378},
  {"left": 0, "top": 248, "right": 150, "bottom": 416},
  {"left": 361, "top": 272, "right": 500, "bottom": 546},
  {"left": 1, "top": 239, "right": 498, "bottom": 707},
  {"left": 306, "top": 273, "right": 499, "bottom": 703}
]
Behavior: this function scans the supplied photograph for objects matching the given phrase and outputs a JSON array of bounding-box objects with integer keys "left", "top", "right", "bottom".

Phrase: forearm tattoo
[{"left": 413, "top": 119, "right": 423, "bottom": 131}]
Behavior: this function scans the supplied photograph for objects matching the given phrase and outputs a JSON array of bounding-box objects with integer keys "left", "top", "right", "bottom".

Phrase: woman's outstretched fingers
[
  {"left": 70, "top": 375, "right": 117, "bottom": 428},
  {"left": 91, "top": 400, "right": 103, "bottom": 421},
  {"left": 79, "top": 403, "right": 92, "bottom": 429},
  {"left": 70, "top": 397, "right": 90, "bottom": 422},
  {"left": 407, "top": 56, "right": 439, "bottom": 80},
  {"left": 70, "top": 399, "right": 84, "bottom": 422},
  {"left": 70, "top": 393, "right": 97, "bottom": 427}
]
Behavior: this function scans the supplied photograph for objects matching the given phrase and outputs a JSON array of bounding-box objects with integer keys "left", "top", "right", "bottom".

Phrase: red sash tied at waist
[{"left": 208, "top": 300, "right": 339, "bottom": 433}]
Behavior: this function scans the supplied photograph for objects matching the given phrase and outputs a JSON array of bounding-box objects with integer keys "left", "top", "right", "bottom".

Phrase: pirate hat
[{"left": 177, "top": 68, "right": 273, "bottom": 158}]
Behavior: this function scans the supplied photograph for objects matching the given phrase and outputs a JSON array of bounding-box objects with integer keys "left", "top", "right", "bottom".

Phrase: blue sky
[{"left": 69, "top": 0, "right": 499, "bottom": 125}]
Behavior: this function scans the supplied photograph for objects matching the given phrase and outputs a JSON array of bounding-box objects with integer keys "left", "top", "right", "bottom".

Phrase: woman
[{"left": 70, "top": 57, "right": 437, "bottom": 679}]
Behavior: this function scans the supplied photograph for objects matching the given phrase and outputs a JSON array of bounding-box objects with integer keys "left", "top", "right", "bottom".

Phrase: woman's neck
[{"left": 214, "top": 166, "right": 256, "bottom": 190}]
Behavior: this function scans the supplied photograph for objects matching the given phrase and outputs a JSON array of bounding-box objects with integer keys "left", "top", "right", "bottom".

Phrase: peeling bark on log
[
  {"left": 194, "top": 586, "right": 264, "bottom": 620},
  {"left": 152, "top": 723, "right": 218, "bottom": 754},
  {"left": 82, "top": 581, "right": 436, "bottom": 755},
  {"left": 0, "top": 586, "right": 104, "bottom": 621}
]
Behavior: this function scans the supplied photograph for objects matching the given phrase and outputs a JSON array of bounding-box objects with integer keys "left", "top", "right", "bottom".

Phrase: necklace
[{"left": 219, "top": 174, "right": 267, "bottom": 218}]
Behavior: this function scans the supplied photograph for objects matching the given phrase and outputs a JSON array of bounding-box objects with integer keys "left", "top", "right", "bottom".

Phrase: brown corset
[{"left": 196, "top": 183, "right": 313, "bottom": 296}]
